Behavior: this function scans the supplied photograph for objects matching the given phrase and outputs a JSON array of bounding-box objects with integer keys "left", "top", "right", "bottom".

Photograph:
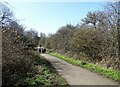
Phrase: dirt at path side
[{"left": 41, "top": 54, "right": 118, "bottom": 85}]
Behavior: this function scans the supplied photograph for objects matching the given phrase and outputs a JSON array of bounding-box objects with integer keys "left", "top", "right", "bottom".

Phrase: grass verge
[
  {"left": 49, "top": 52, "right": 120, "bottom": 81},
  {"left": 19, "top": 52, "right": 68, "bottom": 86}
]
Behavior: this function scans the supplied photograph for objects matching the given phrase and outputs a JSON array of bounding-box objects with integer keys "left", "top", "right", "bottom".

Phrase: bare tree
[
  {"left": 81, "top": 11, "right": 99, "bottom": 30},
  {"left": 105, "top": 2, "right": 120, "bottom": 70},
  {"left": 81, "top": 11, "right": 110, "bottom": 30},
  {"left": 0, "top": 2, "right": 13, "bottom": 28},
  {"left": 24, "top": 29, "right": 39, "bottom": 46},
  {"left": 39, "top": 33, "right": 46, "bottom": 47}
]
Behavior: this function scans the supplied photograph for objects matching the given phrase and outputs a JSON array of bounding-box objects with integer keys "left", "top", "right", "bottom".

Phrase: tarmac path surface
[{"left": 41, "top": 54, "right": 118, "bottom": 86}]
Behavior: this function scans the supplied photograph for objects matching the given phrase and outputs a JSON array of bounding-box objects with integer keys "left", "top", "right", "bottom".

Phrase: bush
[
  {"left": 22, "top": 55, "right": 68, "bottom": 86},
  {"left": 2, "top": 26, "right": 37, "bottom": 85}
]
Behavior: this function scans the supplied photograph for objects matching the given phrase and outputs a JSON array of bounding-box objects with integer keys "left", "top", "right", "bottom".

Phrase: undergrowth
[{"left": 18, "top": 52, "right": 68, "bottom": 86}]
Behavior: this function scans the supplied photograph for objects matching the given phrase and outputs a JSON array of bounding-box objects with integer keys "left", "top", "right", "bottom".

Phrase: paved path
[{"left": 41, "top": 54, "right": 118, "bottom": 85}]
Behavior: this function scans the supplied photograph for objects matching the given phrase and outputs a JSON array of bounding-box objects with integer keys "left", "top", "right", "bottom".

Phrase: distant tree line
[{"left": 40, "top": 2, "right": 120, "bottom": 70}]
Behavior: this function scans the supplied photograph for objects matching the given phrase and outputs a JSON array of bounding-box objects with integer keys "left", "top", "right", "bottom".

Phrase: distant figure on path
[{"left": 36, "top": 45, "right": 46, "bottom": 53}]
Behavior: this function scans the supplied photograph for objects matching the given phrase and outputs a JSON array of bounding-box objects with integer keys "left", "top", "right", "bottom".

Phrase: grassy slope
[
  {"left": 49, "top": 53, "right": 120, "bottom": 81},
  {"left": 19, "top": 52, "right": 68, "bottom": 86}
]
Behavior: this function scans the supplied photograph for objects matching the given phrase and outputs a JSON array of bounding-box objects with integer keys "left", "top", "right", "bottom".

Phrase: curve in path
[{"left": 41, "top": 54, "right": 118, "bottom": 85}]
